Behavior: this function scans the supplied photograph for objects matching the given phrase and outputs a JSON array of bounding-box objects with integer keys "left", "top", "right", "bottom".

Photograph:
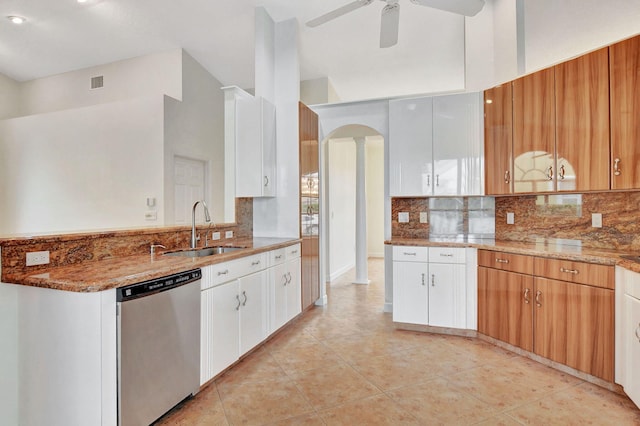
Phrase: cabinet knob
[
  {"left": 614, "top": 158, "right": 622, "bottom": 176},
  {"left": 545, "top": 165, "right": 554, "bottom": 181},
  {"left": 559, "top": 164, "right": 565, "bottom": 180},
  {"left": 504, "top": 170, "right": 510, "bottom": 184},
  {"left": 535, "top": 290, "right": 542, "bottom": 307},
  {"left": 524, "top": 288, "right": 530, "bottom": 304}
]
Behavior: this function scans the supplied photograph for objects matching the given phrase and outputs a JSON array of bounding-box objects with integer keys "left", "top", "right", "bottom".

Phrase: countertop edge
[{"left": 2, "top": 238, "right": 302, "bottom": 293}]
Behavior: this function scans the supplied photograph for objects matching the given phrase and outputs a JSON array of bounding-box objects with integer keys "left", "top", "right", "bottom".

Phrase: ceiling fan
[{"left": 306, "top": 0, "right": 485, "bottom": 48}]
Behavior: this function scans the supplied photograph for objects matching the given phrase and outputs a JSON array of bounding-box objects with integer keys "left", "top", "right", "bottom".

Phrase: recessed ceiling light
[
  {"left": 7, "top": 15, "right": 26, "bottom": 24},
  {"left": 77, "top": 0, "right": 88, "bottom": 3}
]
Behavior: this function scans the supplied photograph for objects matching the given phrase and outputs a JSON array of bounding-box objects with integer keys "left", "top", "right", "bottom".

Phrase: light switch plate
[
  {"left": 398, "top": 212, "right": 409, "bottom": 223},
  {"left": 419, "top": 212, "right": 428, "bottom": 223},
  {"left": 212, "top": 232, "right": 221, "bottom": 240},
  {"left": 592, "top": 213, "right": 603, "bottom": 228},
  {"left": 225, "top": 230, "right": 234, "bottom": 238},
  {"left": 506, "top": 212, "right": 515, "bottom": 225}
]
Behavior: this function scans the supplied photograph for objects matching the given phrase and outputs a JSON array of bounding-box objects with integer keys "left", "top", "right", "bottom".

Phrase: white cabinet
[
  {"left": 616, "top": 266, "right": 640, "bottom": 409},
  {"left": 270, "top": 244, "right": 302, "bottom": 334},
  {"left": 392, "top": 246, "right": 468, "bottom": 329},
  {"left": 389, "top": 97, "right": 433, "bottom": 196},
  {"left": 236, "top": 96, "right": 276, "bottom": 197},
  {"left": 389, "top": 93, "right": 484, "bottom": 196},
  {"left": 238, "top": 270, "right": 269, "bottom": 355},
  {"left": 206, "top": 278, "right": 240, "bottom": 380}
]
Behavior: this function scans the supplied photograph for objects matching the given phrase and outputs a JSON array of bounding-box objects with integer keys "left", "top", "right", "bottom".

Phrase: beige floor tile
[
  {"left": 387, "top": 377, "right": 499, "bottom": 424},
  {"left": 267, "top": 412, "right": 326, "bottom": 426},
  {"left": 156, "top": 383, "right": 228, "bottom": 425},
  {"left": 292, "top": 362, "right": 381, "bottom": 409},
  {"left": 318, "top": 394, "right": 420, "bottom": 425},
  {"left": 215, "top": 350, "right": 287, "bottom": 391},
  {"left": 270, "top": 340, "right": 345, "bottom": 374},
  {"left": 473, "top": 413, "right": 524, "bottom": 425},
  {"left": 217, "top": 378, "right": 314, "bottom": 425}
]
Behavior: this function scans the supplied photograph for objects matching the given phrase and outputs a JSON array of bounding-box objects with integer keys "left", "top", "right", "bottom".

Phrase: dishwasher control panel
[{"left": 117, "top": 269, "right": 202, "bottom": 302}]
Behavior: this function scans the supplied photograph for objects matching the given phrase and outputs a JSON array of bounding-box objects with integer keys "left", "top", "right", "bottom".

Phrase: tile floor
[{"left": 158, "top": 258, "right": 640, "bottom": 425}]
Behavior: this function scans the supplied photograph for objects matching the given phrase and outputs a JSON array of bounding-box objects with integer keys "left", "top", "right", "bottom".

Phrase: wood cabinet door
[
  {"left": 565, "top": 283, "right": 614, "bottom": 382},
  {"left": 610, "top": 35, "right": 640, "bottom": 189},
  {"left": 478, "top": 267, "right": 533, "bottom": 351},
  {"left": 555, "top": 47, "right": 610, "bottom": 192},
  {"left": 534, "top": 278, "right": 567, "bottom": 366},
  {"left": 484, "top": 84, "right": 513, "bottom": 195},
  {"left": 513, "top": 68, "right": 556, "bottom": 193}
]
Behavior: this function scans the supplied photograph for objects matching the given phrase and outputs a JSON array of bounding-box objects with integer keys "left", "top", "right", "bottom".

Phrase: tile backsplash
[
  {"left": 495, "top": 191, "right": 640, "bottom": 251},
  {"left": 392, "top": 197, "right": 495, "bottom": 239}
]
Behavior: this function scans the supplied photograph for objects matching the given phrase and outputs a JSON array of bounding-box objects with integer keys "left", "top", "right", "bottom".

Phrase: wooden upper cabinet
[
  {"left": 513, "top": 68, "right": 556, "bottom": 193},
  {"left": 555, "top": 48, "right": 610, "bottom": 192},
  {"left": 610, "top": 35, "right": 640, "bottom": 189},
  {"left": 484, "top": 85, "right": 513, "bottom": 195}
]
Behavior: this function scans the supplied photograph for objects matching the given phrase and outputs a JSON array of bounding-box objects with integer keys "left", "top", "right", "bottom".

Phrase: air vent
[{"left": 90, "top": 75, "right": 104, "bottom": 89}]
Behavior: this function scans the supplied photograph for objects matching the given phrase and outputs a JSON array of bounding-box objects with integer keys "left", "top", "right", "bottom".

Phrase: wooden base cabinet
[{"left": 478, "top": 250, "right": 614, "bottom": 382}]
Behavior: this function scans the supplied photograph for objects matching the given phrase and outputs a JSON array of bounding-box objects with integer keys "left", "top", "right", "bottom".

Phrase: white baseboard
[{"left": 328, "top": 262, "right": 355, "bottom": 282}]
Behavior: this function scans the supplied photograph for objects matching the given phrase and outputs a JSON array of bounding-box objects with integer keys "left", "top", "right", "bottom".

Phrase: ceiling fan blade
[
  {"left": 306, "top": 0, "right": 374, "bottom": 28},
  {"left": 410, "top": 0, "right": 485, "bottom": 17},
  {"left": 380, "top": 3, "right": 400, "bottom": 48}
]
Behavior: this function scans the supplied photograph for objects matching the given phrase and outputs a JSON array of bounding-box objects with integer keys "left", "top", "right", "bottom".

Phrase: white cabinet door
[
  {"left": 210, "top": 280, "right": 240, "bottom": 377},
  {"left": 428, "top": 263, "right": 466, "bottom": 328},
  {"left": 270, "top": 261, "right": 289, "bottom": 333},
  {"left": 393, "top": 261, "right": 429, "bottom": 325},
  {"left": 389, "top": 97, "right": 433, "bottom": 196},
  {"left": 236, "top": 96, "right": 276, "bottom": 197},
  {"left": 433, "top": 92, "right": 484, "bottom": 196},
  {"left": 624, "top": 294, "right": 640, "bottom": 407},
  {"left": 239, "top": 270, "right": 269, "bottom": 356},
  {"left": 286, "top": 256, "right": 302, "bottom": 321}
]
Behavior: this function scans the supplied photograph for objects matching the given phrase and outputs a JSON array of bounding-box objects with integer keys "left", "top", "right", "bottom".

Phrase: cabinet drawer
[
  {"left": 393, "top": 246, "right": 428, "bottom": 262},
  {"left": 286, "top": 244, "right": 301, "bottom": 260},
  {"left": 534, "top": 257, "right": 614, "bottom": 289},
  {"left": 270, "top": 248, "right": 286, "bottom": 266},
  {"left": 478, "top": 250, "right": 533, "bottom": 275},
  {"left": 210, "top": 253, "right": 266, "bottom": 286},
  {"left": 429, "top": 247, "right": 466, "bottom": 264}
]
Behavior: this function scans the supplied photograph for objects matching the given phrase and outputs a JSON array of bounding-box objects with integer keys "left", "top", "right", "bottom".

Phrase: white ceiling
[{"left": 0, "top": 0, "right": 474, "bottom": 102}]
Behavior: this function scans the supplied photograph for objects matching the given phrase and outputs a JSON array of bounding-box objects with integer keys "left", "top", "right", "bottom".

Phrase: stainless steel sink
[{"left": 164, "top": 246, "right": 243, "bottom": 258}]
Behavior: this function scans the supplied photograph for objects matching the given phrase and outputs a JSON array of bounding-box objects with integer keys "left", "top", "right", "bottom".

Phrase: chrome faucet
[{"left": 191, "top": 200, "right": 211, "bottom": 248}]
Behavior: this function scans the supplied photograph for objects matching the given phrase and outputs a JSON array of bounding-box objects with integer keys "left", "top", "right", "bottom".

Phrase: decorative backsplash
[
  {"left": 392, "top": 197, "right": 495, "bottom": 239},
  {"left": 495, "top": 192, "right": 640, "bottom": 251},
  {"left": 0, "top": 198, "right": 253, "bottom": 278}
]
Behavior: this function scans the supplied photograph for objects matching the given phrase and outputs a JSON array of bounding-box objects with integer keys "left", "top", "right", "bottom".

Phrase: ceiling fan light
[{"left": 7, "top": 15, "right": 26, "bottom": 24}]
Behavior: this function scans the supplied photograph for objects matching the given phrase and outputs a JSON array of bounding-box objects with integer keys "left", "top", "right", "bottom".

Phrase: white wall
[
  {"left": 18, "top": 49, "right": 183, "bottom": 117},
  {"left": 164, "top": 51, "right": 226, "bottom": 223},
  {"left": 300, "top": 77, "right": 341, "bottom": 105},
  {"left": 465, "top": 0, "right": 496, "bottom": 91},
  {"left": 524, "top": 0, "right": 640, "bottom": 73},
  {"left": 327, "top": 139, "right": 356, "bottom": 280},
  {"left": 492, "top": 0, "right": 521, "bottom": 84},
  {"left": 0, "top": 282, "right": 18, "bottom": 426},
  {"left": 0, "top": 73, "right": 21, "bottom": 120},
  {"left": 0, "top": 96, "right": 165, "bottom": 234},
  {"left": 366, "top": 137, "right": 385, "bottom": 258}
]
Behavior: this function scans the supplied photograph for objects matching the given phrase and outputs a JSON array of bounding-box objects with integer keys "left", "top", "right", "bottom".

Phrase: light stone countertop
[
  {"left": 2, "top": 237, "right": 301, "bottom": 292},
  {"left": 387, "top": 237, "right": 640, "bottom": 273}
]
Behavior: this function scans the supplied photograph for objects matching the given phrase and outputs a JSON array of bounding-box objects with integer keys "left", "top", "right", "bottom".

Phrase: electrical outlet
[
  {"left": 398, "top": 212, "right": 409, "bottom": 223},
  {"left": 26, "top": 251, "right": 50, "bottom": 266},
  {"left": 419, "top": 212, "right": 428, "bottom": 223},
  {"left": 212, "top": 232, "right": 221, "bottom": 240},
  {"left": 225, "top": 230, "right": 234, "bottom": 239},
  {"left": 506, "top": 212, "right": 515, "bottom": 225},
  {"left": 592, "top": 213, "right": 603, "bottom": 228}
]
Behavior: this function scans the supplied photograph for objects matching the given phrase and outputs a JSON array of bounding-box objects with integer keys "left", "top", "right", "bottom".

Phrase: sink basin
[
  {"left": 164, "top": 246, "right": 243, "bottom": 258},
  {"left": 620, "top": 254, "right": 640, "bottom": 263}
]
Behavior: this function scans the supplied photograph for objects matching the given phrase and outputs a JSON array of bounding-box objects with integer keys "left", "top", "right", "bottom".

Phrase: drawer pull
[
  {"left": 275, "top": 255, "right": 283, "bottom": 260},
  {"left": 242, "top": 291, "right": 248, "bottom": 306},
  {"left": 560, "top": 267, "right": 579, "bottom": 275},
  {"left": 431, "top": 274, "right": 435, "bottom": 287},
  {"left": 291, "top": 250, "right": 298, "bottom": 254},
  {"left": 524, "top": 288, "right": 530, "bottom": 304},
  {"left": 421, "top": 273, "right": 425, "bottom": 286},
  {"left": 535, "top": 290, "right": 542, "bottom": 307},
  {"left": 235, "top": 295, "right": 241, "bottom": 311},
  {"left": 439, "top": 253, "right": 454, "bottom": 257},
  {"left": 635, "top": 323, "right": 640, "bottom": 342},
  {"left": 218, "top": 269, "right": 229, "bottom": 276},
  {"left": 252, "top": 260, "right": 261, "bottom": 266},
  {"left": 495, "top": 258, "right": 509, "bottom": 264},
  {"left": 282, "top": 274, "right": 288, "bottom": 286},
  {"left": 403, "top": 252, "right": 417, "bottom": 256}
]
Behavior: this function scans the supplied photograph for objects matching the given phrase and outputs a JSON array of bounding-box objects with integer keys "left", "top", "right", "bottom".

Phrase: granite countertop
[
  {"left": 3, "top": 237, "right": 301, "bottom": 293},
  {"left": 387, "top": 237, "right": 640, "bottom": 273}
]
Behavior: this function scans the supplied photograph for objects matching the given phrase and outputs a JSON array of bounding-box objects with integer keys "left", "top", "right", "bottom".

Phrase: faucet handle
[{"left": 150, "top": 244, "right": 166, "bottom": 256}]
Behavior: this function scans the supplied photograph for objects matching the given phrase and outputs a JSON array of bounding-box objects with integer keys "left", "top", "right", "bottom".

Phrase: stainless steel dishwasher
[{"left": 116, "top": 268, "right": 202, "bottom": 426}]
